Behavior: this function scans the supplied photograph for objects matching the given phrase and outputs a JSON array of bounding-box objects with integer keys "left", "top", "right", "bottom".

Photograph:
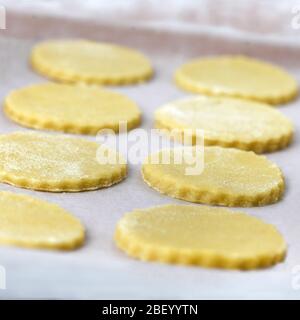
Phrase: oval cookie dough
[
  {"left": 142, "top": 146, "right": 284, "bottom": 207},
  {"left": 0, "top": 191, "right": 84, "bottom": 250},
  {"left": 175, "top": 55, "right": 298, "bottom": 104},
  {"left": 0, "top": 132, "right": 127, "bottom": 192},
  {"left": 155, "top": 95, "right": 294, "bottom": 153},
  {"left": 115, "top": 204, "right": 286, "bottom": 270},
  {"left": 31, "top": 40, "right": 153, "bottom": 85},
  {"left": 5, "top": 83, "right": 141, "bottom": 135}
]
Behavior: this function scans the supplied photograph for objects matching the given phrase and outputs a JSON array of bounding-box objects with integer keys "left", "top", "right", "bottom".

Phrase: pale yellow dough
[
  {"left": 0, "top": 191, "right": 84, "bottom": 250},
  {"left": 142, "top": 146, "right": 284, "bottom": 207},
  {"left": 115, "top": 204, "right": 286, "bottom": 269},
  {"left": 155, "top": 95, "right": 294, "bottom": 153},
  {"left": 0, "top": 132, "right": 126, "bottom": 192},
  {"left": 175, "top": 56, "right": 298, "bottom": 104},
  {"left": 5, "top": 83, "right": 141, "bottom": 135},
  {"left": 31, "top": 40, "right": 153, "bottom": 85}
]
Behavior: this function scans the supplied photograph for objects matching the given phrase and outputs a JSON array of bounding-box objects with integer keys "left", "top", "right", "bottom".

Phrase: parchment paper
[{"left": 0, "top": 9, "right": 300, "bottom": 299}]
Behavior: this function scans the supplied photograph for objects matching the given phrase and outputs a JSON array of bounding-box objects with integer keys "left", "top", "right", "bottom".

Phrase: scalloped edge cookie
[
  {"left": 0, "top": 191, "right": 84, "bottom": 250},
  {"left": 154, "top": 95, "right": 294, "bottom": 153},
  {"left": 142, "top": 147, "right": 285, "bottom": 207},
  {"left": 4, "top": 83, "right": 141, "bottom": 135},
  {"left": 0, "top": 132, "right": 127, "bottom": 192},
  {"left": 115, "top": 204, "right": 286, "bottom": 270},
  {"left": 31, "top": 40, "right": 153, "bottom": 85},
  {"left": 175, "top": 55, "right": 298, "bottom": 105}
]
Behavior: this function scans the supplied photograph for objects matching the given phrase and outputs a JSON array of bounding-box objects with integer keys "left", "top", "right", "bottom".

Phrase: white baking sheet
[{"left": 0, "top": 11, "right": 300, "bottom": 299}]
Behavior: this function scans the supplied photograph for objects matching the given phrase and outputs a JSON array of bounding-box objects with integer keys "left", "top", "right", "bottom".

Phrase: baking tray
[{"left": 0, "top": 10, "right": 300, "bottom": 299}]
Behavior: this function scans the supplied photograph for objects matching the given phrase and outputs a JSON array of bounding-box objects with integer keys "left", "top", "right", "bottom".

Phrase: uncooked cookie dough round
[
  {"left": 0, "top": 132, "right": 127, "bottom": 192},
  {"left": 0, "top": 191, "right": 84, "bottom": 250},
  {"left": 5, "top": 83, "right": 141, "bottom": 135},
  {"left": 175, "top": 56, "right": 298, "bottom": 104},
  {"left": 155, "top": 95, "right": 294, "bottom": 153},
  {"left": 142, "top": 146, "right": 284, "bottom": 207},
  {"left": 31, "top": 40, "right": 153, "bottom": 85},
  {"left": 115, "top": 204, "right": 286, "bottom": 270}
]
